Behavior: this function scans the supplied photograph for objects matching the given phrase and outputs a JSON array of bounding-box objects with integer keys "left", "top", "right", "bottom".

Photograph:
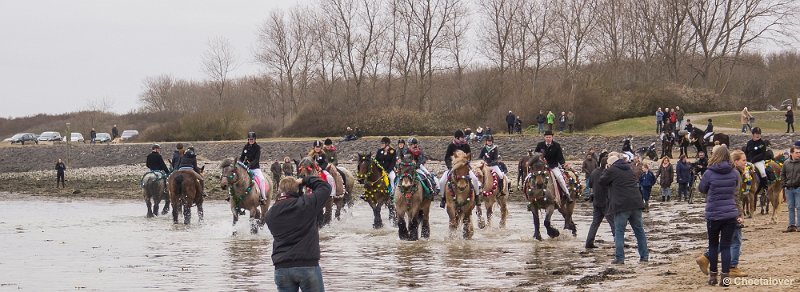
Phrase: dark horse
[
  {"left": 141, "top": 171, "right": 170, "bottom": 218},
  {"left": 523, "top": 153, "right": 577, "bottom": 240},
  {"left": 168, "top": 167, "right": 205, "bottom": 224},
  {"left": 393, "top": 156, "right": 431, "bottom": 241},
  {"left": 356, "top": 153, "right": 396, "bottom": 229},
  {"left": 220, "top": 159, "right": 270, "bottom": 234},
  {"left": 689, "top": 128, "right": 730, "bottom": 156}
]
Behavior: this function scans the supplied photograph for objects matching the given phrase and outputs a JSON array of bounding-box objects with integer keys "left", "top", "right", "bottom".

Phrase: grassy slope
[{"left": 581, "top": 111, "right": 789, "bottom": 136}]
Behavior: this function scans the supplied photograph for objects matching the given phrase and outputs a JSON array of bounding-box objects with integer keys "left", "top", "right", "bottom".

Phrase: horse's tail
[{"left": 174, "top": 174, "right": 184, "bottom": 196}]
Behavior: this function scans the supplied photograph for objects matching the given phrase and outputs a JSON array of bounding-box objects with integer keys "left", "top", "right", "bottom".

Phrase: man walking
[
  {"left": 600, "top": 153, "right": 649, "bottom": 264},
  {"left": 536, "top": 110, "right": 546, "bottom": 134},
  {"left": 90, "top": 128, "right": 97, "bottom": 144},
  {"left": 506, "top": 111, "right": 516, "bottom": 134},
  {"left": 55, "top": 159, "right": 66, "bottom": 188},
  {"left": 655, "top": 108, "right": 664, "bottom": 134},
  {"left": 567, "top": 111, "right": 576, "bottom": 133}
]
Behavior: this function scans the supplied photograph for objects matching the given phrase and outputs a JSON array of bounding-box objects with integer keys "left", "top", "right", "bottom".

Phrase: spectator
[
  {"left": 668, "top": 109, "right": 679, "bottom": 137},
  {"left": 600, "top": 153, "right": 648, "bottom": 264},
  {"left": 506, "top": 111, "right": 516, "bottom": 134},
  {"left": 536, "top": 110, "right": 546, "bottom": 134},
  {"left": 740, "top": 107, "right": 752, "bottom": 133},
  {"left": 639, "top": 163, "right": 656, "bottom": 212},
  {"left": 676, "top": 106, "right": 685, "bottom": 129},
  {"left": 660, "top": 130, "right": 675, "bottom": 159},
  {"left": 111, "top": 124, "right": 119, "bottom": 140},
  {"left": 343, "top": 127, "right": 356, "bottom": 141},
  {"left": 558, "top": 112, "right": 567, "bottom": 133},
  {"left": 676, "top": 155, "right": 692, "bottom": 202},
  {"left": 585, "top": 156, "right": 614, "bottom": 249},
  {"left": 282, "top": 156, "right": 295, "bottom": 177},
  {"left": 656, "top": 157, "right": 674, "bottom": 202},
  {"left": 684, "top": 119, "right": 694, "bottom": 133},
  {"left": 90, "top": 128, "right": 97, "bottom": 144},
  {"left": 464, "top": 127, "right": 473, "bottom": 141},
  {"left": 514, "top": 116, "right": 522, "bottom": 134},
  {"left": 786, "top": 107, "right": 794, "bottom": 133},
  {"left": 546, "top": 111, "right": 555, "bottom": 131},
  {"left": 475, "top": 127, "right": 485, "bottom": 142},
  {"left": 582, "top": 151, "right": 598, "bottom": 200},
  {"left": 698, "top": 145, "right": 739, "bottom": 286},
  {"left": 567, "top": 111, "right": 576, "bottom": 133},
  {"left": 781, "top": 145, "right": 800, "bottom": 232},
  {"left": 485, "top": 126, "right": 493, "bottom": 136},
  {"left": 266, "top": 176, "right": 332, "bottom": 292},
  {"left": 55, "top": 159, "right": 66, "bottom": 188},
  {"left": 655, "top": 108, "right": 664, "bottom": 134}
]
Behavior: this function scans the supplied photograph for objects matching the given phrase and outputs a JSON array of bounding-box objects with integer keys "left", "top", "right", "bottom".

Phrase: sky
[{"left": 0, "top": 0, "right": 304, "bottom": 118}]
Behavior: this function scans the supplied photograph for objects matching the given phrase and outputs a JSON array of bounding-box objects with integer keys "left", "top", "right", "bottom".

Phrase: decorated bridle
[
  {"left": 396, "top": 160, "right": 419, "bottom": 211},
  {"left": 476, "top": 163, "right": 499, "bottom": 197},
  {"left": 223, "top": 161, "right": 256, "bottom": 208},
  {"left": 446, "top": 163, "right": 474, "bottom": 210},
  {"left": 525, "top": 162, "right": 551, "bottom": 203},
  {"left": 356, "top": 155, "right": 388, "bottom": 201}
]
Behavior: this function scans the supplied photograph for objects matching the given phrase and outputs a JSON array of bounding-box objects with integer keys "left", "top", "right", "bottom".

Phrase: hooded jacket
[
  {"left": 699, "top": 161, "right": 740, "bottom": 221},
  {"left": 599, "top": 160, "right": 645, "bottom": 215}
]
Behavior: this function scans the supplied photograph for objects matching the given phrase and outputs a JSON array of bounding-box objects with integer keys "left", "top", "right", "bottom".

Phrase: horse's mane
[
  {"left": 451, "top": 150, "right": 470, "bottom": 171},
  {"left": 220, "top": 158, "right": 235, "bottom": 169},
  {"left": 527, "top": 153, "right": 544, "bottom": 168}
]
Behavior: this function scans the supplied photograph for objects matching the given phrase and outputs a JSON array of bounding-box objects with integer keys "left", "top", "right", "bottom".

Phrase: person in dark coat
[
  {"left": 787, "top": 107, "right": 795, "bottom": 133},
  {"left": 266, "top": 176, "right": 332, "bottom": 292},
  {"left": 270, "top": 161, "right": 282, "bottom": 198},
  {"left": 171, "top": 143, "right": 184, "bottom": 170},
  {"left": 536, "top": 110, "right": 546, "bottom": 134},
  {"left": 534, "top": 131, "right": 572, "bottom": 203},
  {"left": 676, "top": 155, "right": 693, "bottom": 202},
  {"left": 506, "top": 111, "right": 516, "bottom": 134},
  {"left": 55, "top": 159, "right": 66, "bottom": 188},
  {"left": 176, "top": 146, "right": 205, "bottom": 196},
  {"left": 585, "top": 156, "right": 615, "bottom": 249},
  {"left": 744, "top": 127, "right": 771, "bottom": 193},
  {"left": 698, "top": 145, "right": 740, "bottom": 286},
  {"left": 479, "top": 135, "right": 506, "bottom": 193},
  {"left": 308, "top": 140, "right": 329, "bottom": 171},
  {"left": 240, "top": 132, "right": 267, "bottom": 203},
  {"left": 599, "top": 153, "right": 648, "bottom": 264},
  {"left": 111, "top": 124, "right": 119, "bottom": 140},
  {"left": 656, "top": 157, "right": 674, "bottom": 201},
  {"left": 661, "top": 130, "right": 675, "bottom": 159},
  {"left": 639, "top": 163, "right": 656, "bottom": 211},
  {"left": 375, "top": 137, "right": 397, "bottom": 192},
  {"left": 323, "top": 138, "right": 338, "bottom": 166},
  {"left": 89, "top": 128, "right": 97, "bottom": 144},
  {"left": 146, "top": 144, "right": 169, "bottom": 173},
  {"left": 438, "top": 130, "right": 480, "bottom": 208},
  {"left": 282, "top": 156, "right": 295, "bottom": 177}
]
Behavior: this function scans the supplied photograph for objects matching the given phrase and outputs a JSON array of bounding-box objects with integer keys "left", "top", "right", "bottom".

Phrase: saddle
[{"left": 140, "top": 170, "right": 167, "bottom": 188}]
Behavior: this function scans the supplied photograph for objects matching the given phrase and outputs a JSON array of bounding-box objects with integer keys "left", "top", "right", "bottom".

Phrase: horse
[
  {"left": 393, "top": 156, "right": 432, "bottom": 241},
  {"left": 473, "top": 161, "right": 508, "bottom": 229},
  {"left": 689, "top": 128, "right": 730, "bottom": 156},
  {"left": 523, "top": 153, "right": 577, "bottom": 240},
  {"left": 444, "top": 150, "right": 476, "bottom": 239},
  {"left": 740, "top": 163, "right": 760, "bottom": 218},
  {"left": 326, "top": 164, "right": 356, "bottom": 221},
  {"left": 635, "top": 142, "right": 658, "bottom": 161},
  {"left": 141, "top": 171, "right": 169, "bottom": 218},
  {"left": 297, "top": 158, "right": 338, "bottom": 228},
  {"left": 220, "top": 159, "right": 270, "bottom": 234},
  {"left": 759, "top": 155, "right": 784, "bottom": 223},
  {"left": 167, "top": 166, "right": 205, "bottom": 224},
  {"left": 356, "top": 153, "right": 396, "bottom": 229}
]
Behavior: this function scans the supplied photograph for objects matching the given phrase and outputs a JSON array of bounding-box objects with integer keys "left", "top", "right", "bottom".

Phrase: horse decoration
[
  {"left": 297, "top": 158, "right": 340, "bottom": 228},
  {"left": 473, "top": 161, "right": 508, "bottom": 229},
  {"left": 689, "top": 128, "right": 730, "bottom": 157},
  {"left": 220, "top": 159, "right": 270, "bottom": 234},
  {"left": 325, "top": 164, "right": 356, "bottom": 220},
  {"left": 141, "top": 170, "right": 170, "bottom": 218},
  {"left": 393, "top": 156, "right": 432, "bottom": 240},
  {"left": 635, "top": 142, "right": 658, "bottom": 161},
  {"left": 523, "top": 153, "right": 578, "bottom": 240},
  {"left": 444, "top": 150, "right": 476, "bottom": 239},
  {"left": 739, "top": 162, "right": 759, "bottom": 218},
  {"left": 167, "top": 166, "right": 205, "bottom": 224},
  {"left": 356, "top": 153, "right": 396, "bottom": 229}
]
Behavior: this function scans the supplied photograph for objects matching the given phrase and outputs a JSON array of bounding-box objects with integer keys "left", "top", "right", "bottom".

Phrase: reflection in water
[{"left": 0, "top": 195, "right": 707, "bottom": 290}]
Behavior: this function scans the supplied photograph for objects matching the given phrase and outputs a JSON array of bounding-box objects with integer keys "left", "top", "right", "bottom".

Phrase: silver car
[
  {"left": 38, "top": 131, "right": 63, "bottom": 142},
  {"left": 120, "top": 130, "right": 139, "bottom": 141}
]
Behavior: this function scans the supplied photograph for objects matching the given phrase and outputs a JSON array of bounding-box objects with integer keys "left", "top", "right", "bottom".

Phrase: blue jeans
[
  {"left": 661, "top": 186, "right": 671, "bottom": 199},
  {"left": 538, "top": 123, "right": 544, "bottom": 134},
  {"left": 641, "top": 186, "right": 652, "bottom": 202},
  {"left": 614, "top": 209, "right": 648, "bottom": 262},
  {"left": 583, "top": 178, "right": 591, "bottom": 200},
  {"left": 786, "top": 187, "right": 800, "bottom": 226},
  {"left": 704, "top": 226, "right": 742, "bottom": 267},
  {"left": 275, "top": 266, "right": 325, "bottom": 292}
]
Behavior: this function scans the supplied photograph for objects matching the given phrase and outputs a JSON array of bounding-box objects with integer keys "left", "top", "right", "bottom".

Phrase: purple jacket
[{"left": 699, "top": 161, "right": 740, "bottom": 221}]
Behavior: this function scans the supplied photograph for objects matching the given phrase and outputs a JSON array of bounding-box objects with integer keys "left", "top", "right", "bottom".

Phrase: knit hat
[{"left": 607, "top": 155, "right": 620, "bottom": 166}]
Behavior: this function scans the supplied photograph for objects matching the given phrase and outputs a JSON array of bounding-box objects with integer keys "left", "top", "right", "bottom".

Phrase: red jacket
[{"left": 668, "top": 112, "right": 678, "bottom": 123}]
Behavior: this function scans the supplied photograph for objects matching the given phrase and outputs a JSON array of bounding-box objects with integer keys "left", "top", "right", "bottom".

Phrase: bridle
[
  {"left": 446, "top": 163, "right": 474, "bottom": 210},
  {"left": 525, "top": 164, "right": 550, "bottom": 203}
]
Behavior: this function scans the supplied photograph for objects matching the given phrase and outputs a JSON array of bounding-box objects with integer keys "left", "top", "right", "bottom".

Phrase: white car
[
  {"left": 120, "top": 130, "right": 139, "bottom": 141},
  {"left": 69, "top": 133, "right": 85, "bottom": 143}
]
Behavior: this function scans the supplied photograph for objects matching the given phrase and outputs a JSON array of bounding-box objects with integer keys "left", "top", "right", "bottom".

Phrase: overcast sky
[{"left": 0, "top": 0, "right": 304, "bottom": 118}]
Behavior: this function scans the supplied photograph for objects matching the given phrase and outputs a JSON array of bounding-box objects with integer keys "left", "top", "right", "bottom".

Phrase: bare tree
[
  {"left": 480, "top": 0, "right": 522, "bottom": 104},
  {"left": 514, "top": 0, "right": 553, "bottom": 95},
  {"left": 139, "top": 75, "right": 174, "bottom": 113},
  {"left": 549, "top": 0, "right": 598, "bottom": 107},
  {"left": 202, "top": 37, "right": 237, "bottom": 106}
]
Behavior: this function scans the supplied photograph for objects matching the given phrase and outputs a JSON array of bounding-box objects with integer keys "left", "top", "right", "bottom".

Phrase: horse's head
[
  {"left": 526, "top": 153, "right": 550, "bottom": 191},
  {"left": 396, "top": 155, "right": 417, "bottom": 192},
  {"left": 356, "top": 153, "right": 374, "bottom": 183},
  {"left": 297, "top": 157, "right": 319, "bottom": 178},
  {"left": 448, "top": 150, "right": 472, "bottom": 192},
  {"left": 219, "top": 158, "right": 236, "bottom": 189}
]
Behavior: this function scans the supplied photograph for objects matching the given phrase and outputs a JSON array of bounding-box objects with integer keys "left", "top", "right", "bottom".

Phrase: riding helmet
[
  {"left": 151, "top": 144, "right": 161, "bottom": 150},
  {"left": 454, "top": 129, "right": 465, "bottom": 138},
  {"left": 313, "top": 140, "right": 323, "bottom": 147},
  {"left": 485, "top": 135, "right": 494, "bottom": 142},
  {"left": 752, "top": 127, "right": 762, "bottom": 134},
  {"left": 247, "top": 131, "right": 256, "bottom": 139},
  {"left": 324, "top": 138, "right": 333, "bottom": 146},
  {"left": 380, "top": 137, "right": 391, "bottom": 144},
  {"left": 408, "top": 137, "right": 419, "bottom": 145},
  {"left": 397, "top": 138, "right": 406, "bottom": 144}
]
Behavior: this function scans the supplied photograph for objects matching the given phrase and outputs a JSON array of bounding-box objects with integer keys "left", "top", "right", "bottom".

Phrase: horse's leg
[
  {"left": 409, "top": 210, "right": 420, "bottom": 241},
  {"left": 161, "top": 193, "right": 170, "bottom": 215},
  {"left": 250, "top": 208, "right": 258, "bottom": 234},
  {"left": 153, "top": 196, "right": 161, "bottom": 217},
  {"left": 771, "top": 188, "right": 781, "bottom": 224},
  {"left": 386, "top": 198, "right": 397, "bottom": 227},
  {"left": 476, "top": 197, "right": 486, "bottom": 229},
  {"left": 486, "top": 197, "right": 495, "bottom": 228},
  {"left": 232, "top": 205, "right": 239, "bottom": 226},
  {"left": 372, "top": 202, "right": 383, "bottom": 229},
  {"left": 145, "top": 194, "right": 154, "bottom": 218},
  {"left": 498, "top": 195, "right": 508, "bottom": 229},
  {"left": 397, "top": 213, "right": 408, "bottom": 240},
  {"left": 463, "top": 207, "right": 474, "bottom": 239},
  {"left": 197, "top": 198, "right": 204, "bottom": 223},
  {"left": 323, "top": 199, "right": 333, "bottom": 226},
  {"left": 183, "top": 201, "right": 191, "bottom": 225},
  {"left": 335, "top": 198, "right": 343, "bottom": 221},
  {"left": 420, "top": 207, "right": 430, "bottom": 239},
  {"left": 544, "top": 206, "right": 560, "bottom": 238},
  {"left": 170, "top": 194, "right": 179, "bottom": 224},
  {"left": 448, "top": 207, "right": 458, "bottom": 239},
  {"left": 532, "top": 207, "right": 542, "bottom": 241}
]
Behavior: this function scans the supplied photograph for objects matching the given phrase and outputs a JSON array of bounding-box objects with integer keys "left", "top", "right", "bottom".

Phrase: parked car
[
  {"left": 9, "top": 133, "right": 38, "bottom": 145},
  {"left": 69, "top": 133, "right": 85, "bottom": 143},
  {"left": 95, "top": 133, "right": 112, "bottom": 143},
  {"left": 37, "top": 131, "right": 62, "bottom": 142},
  {"left": 120, "top": 130, "right": 139, "bottom": 141}
]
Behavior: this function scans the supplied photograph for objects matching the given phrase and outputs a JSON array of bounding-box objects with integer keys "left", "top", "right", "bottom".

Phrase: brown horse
[
  {"left": 740, "top": 163, "right": 760, "bottom": 218},
  {"left": 393, "top": 156, "right": 431, "bottom": 240},
  {"left": 356, "top": 153, "right": 396, "bottom": 229},
  {"left": 517, "top": 154, "right": 531, "bottom": 191},
  {"left": 141, "top": 171, "right": 169, "bottom": 218},
  {"left": 326, "top": 164, "right": 356, "bottom": 221},
  {"left": 523, "top": 153, "right": 576, "bottom": 240},
  {"left": 444, "top": 150, "right": 476, "bottom": 239},
  {"left": 760, "top": 156, "right": 784, "bottom": 223},
  {"left": 297, "top": 158, "right": 338, "bottom": 228},
  {"left": 689, "top": 128, "right": 730, "bottom": 157},
  {"left": 220, "top": 159, "right": 270, "bottom": 234},
  {"left": 168, "top": 167, "right": 205, "bottom": 224},
  {"left": 473, "top": 161, "right": 508, "bottom": 229}
]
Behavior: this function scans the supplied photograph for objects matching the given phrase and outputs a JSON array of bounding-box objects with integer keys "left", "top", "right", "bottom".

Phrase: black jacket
[
  {"left": 744, "top": 139, "right": 770, "bottom": 163},
  {"left": 705, "top": 123, "right": 713, "bottom": 133},
  {"left": 534, "top": 141, "right": 565, "bottom": 169},
  {"left": 55, "top": 162, "right": 66, "bottom": 174},
  {"left": 239, "top": 143, "right": 261, "bottom": 169},
  {"left": 178, "top": 151, "right": 199, "bottom": 172},
  {"left": 590, "top": 168, "right": 609, "bottom": 210},
  {"left": 171, "top": 150, "right": 183, "bottom": 170},
  {"left": 536, "top": 114, "right": 546, "bottom": 124},
  {"left": 90, "top": 130, "right": 96, "bottom": 139},
  {"left": 312, "top": 152, "right": 329, "bottom": 171},
  {"left": 787, "top": 110, "right": 794, "bottom": 123},
  {"left": 270, "top": 161, "right": 282, "bottom": 177},
  {"left": 444, "top": 141, "right": 471, "bottom": 170},
  {"left": 506, "top": 113, "right": 516, "bottom": 125},
  {"left": 111, "top": 126, "right": 118, "bottom": 139},
  {"left": 266, "top": 176, "right": 332, "bottom": 269},
  {"left": 376, "top": 147, "right": 396, "bottom": 172},
  {"left": 599, "top": 160, "right": 645, "bottom": 215},
  {"left": 146, "top": 152, "right": 169, "bottom": 173},
  {"left": 479, "top": 145, "right": 500, "bottom": 166}
]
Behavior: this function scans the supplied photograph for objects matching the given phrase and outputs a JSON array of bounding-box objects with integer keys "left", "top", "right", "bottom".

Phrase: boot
[
  {"left": 440, "top": 195, "right": 446, "bottom": 208},
  {"left": 644, "top": 200, "right": 650, "bottom": 212},
  {"left": 661, "top": 196, "right": 666, "bottom": 202},
  {"left": 498, "top": 178, "right": 504, "bottom": 194},
  {"left": 720, "top": 273, "right": 730, "bottom": 287},
  {"left": 729, "top": 267, "right": 747, "bottom": 278},
  {"left": 696, "top": 255, "right": 710, "bottom": 275},
  {"left": 708, "top": 272, "right": 718, "bottom": 286}
]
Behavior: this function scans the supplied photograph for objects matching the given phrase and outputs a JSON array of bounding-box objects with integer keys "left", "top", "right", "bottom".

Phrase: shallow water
[{"left": 0, "top": 193, "right": 707, "bottom": 291}]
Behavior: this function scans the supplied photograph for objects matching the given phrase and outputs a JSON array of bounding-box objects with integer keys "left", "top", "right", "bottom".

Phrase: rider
[
  {"left": 744, "top": 127, "right": 772, "bottom": 194},
  {"left": 439, "top": 129, "right": 481, "bottom": 208},
  {"left": 170, "top": 143, "right": 185, "bottom": 170},
  {"left": 375, "top": 137, "right": 397, "bottom": 192},
  {"left": 396, "top": 138, "right": 408, "bottom": 159},
  {"left": 146, "top": 144, "right": 170, "bottom": 187},
  {"left": 176, "top": 145, "right": 205, "bottom": 197},
  {"left": 406, "top": 137, "right": 438, "bottom": 195},
  {"left": 622, "top": 136, "right": 634, "bottom": 161},
  {"left": 535, "top": 130, "right": 573, "bottom": 204},
  {"left": 479, "top": 135, "right": 506, "bottom": 194},
  {"left": 703, "top": 119, "right": 714, "bottom": 141},
  {"left": 239, "top": 132, "right": 268, "bottom": 204},
  {"left": 309, "top": 140, "right": 329, "bottom": 171},
  {"left": 323, "top": 138, "right": 338, "bottom": 166}
]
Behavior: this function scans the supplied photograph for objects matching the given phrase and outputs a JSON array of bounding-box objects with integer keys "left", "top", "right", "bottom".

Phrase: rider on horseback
[
  {"left": 376, "top": 137, "right": 397, "bottom": 193},
  {"left": 535, "top": 130, "right": 574, "bottom": 204},
  {"left": 396, "top": 138, "right": 408, "bottom": 159},
  {"left": 439, "top": 130, "right": 481, "bottom": 208},
  {"left": 309, "top": 140, "right": 329, "bottom": 171},
  {"left": 146, "top": 144, "right": 170, "bottom": 188},
  {"left": 479, "top": 135, "right": 506, "bottom": 194},
  {"left": 622, "top": 136, "right": 634, "bottom": 161},
  {"left": 171, "top": 143, "right": 184, "bottom": 170},
  {"left": 239, "top": 132, "right": 268, "bottom": 205},
  {"left": 406, "top": 137, "right": 438, "bottom": 196},
  {"left": 323, "top": 138, "right": 337, "bottom": 166},
  {"left": 745, "top": 127, "right": 773, "bottom": 194},
  {"left": 176, "top": 145, "right": 205, "bottom": 197}
]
